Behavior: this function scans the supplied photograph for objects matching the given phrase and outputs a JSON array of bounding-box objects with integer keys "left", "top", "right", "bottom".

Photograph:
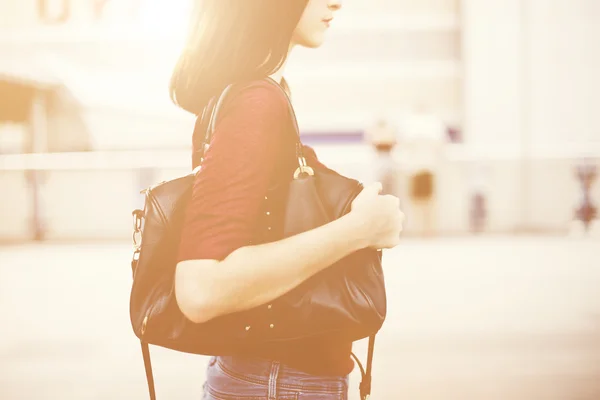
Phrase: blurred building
[
  {"left": 0, "top": 0, "right": 194, "bottom": 151},
  {"left": 0, "top": 73, "right": 91, "bottom": 153},
  {"left": 0, "top": 0, "right": 599, "bottom": 240}
]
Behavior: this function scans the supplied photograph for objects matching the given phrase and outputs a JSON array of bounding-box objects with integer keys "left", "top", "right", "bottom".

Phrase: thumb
[{"left": 366, "top": 182, "right": 383, "bottom": 195}]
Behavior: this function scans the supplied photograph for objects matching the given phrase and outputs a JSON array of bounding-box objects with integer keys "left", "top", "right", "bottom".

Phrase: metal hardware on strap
[
  {"left": 351, "top": 335, "right": 376, "bottom": 400},
  {"left": 131, "top": 209, "right": 144, "bottom": 277},
  {"left": 131, "top": 251, "right": 140, "bottom": 278},
  {"left": 132, "top": 209, "right": 143, "bottom": 249}
]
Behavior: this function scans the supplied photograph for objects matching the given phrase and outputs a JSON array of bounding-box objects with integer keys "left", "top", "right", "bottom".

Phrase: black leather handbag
[{"left": 129, "top": 78, "right": 387, "bottom": 400}]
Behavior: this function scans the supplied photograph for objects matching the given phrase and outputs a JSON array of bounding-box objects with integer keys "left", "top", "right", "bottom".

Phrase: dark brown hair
[{"left": 170, "top": 0, "right": 308, "bottom": 115}]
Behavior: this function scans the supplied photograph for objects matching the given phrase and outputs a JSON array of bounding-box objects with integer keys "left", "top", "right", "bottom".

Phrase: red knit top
[{"left": 177, "top": 80, "right": 354, "bottom": 376}]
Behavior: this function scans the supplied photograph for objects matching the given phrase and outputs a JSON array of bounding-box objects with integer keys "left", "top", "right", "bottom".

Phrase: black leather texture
[{"left": 129, "top": 79, "right": 387, "bottom": 356}]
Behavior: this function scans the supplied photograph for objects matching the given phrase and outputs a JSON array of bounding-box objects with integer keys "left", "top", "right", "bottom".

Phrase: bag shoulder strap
[
  {"left": 140, "top": 341, "right": 156, "bottom": 400},
  {"left": 139, "top": 78, "right": 379, "bottom": 400},
  {"left": 351, "top": 335, "right": 376, "bottom": 400},
  {"left": 195, "top": 77, "right": 306, "bottom": 171}
]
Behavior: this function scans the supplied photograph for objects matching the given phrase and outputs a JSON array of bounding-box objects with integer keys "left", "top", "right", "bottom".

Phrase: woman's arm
[
  {"left": 175, "top": 80, "right": 369, "bottom": 323},
  {"left": 176, "top": 212, "right": 367, "bottom": 323}
]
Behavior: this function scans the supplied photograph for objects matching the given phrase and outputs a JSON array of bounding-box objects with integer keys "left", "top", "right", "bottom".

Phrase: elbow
[
  {"left": 175, "top": 290, "right": 215, "bottom": 324},
  {"left": 177, "top": 296, "right": 217, "bottom": 325},
  {"left": 174, "top": 260, "right": 221, "bottom": 324}
]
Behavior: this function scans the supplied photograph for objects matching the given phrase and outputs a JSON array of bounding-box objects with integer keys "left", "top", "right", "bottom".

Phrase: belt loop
[{"left": 267, "top": 361, "right": 281, "bottom": 400}]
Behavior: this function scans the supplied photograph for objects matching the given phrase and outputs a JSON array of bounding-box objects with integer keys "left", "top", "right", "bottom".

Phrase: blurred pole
[
  {"left": 462, "top": 0, "right": 527, "bottom": 232},
  {"left": 29, "top": 90, "right": 48, "bottom": 241},
  {"left": 519, "top": 0, "right": 532, "bottom": 232},
  {"left": 365, "top": 118, "right": 399, "bottom": 197},
  {"left": 373, "top": 144, "right": 399, "bottom": 197},
  {"left": 575, "top": 160, "right": 598, "bottom": 233},
  {"left": 136, "top": 167, "right": 155, "bottom": 208},
  {"left": 469, "top": 165, "right": 488, "bottom": 234}
]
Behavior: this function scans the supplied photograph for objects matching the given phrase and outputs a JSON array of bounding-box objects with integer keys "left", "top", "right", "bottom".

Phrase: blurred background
[{"left": 0, "top": 0, "right": 599, "bottom": 399}]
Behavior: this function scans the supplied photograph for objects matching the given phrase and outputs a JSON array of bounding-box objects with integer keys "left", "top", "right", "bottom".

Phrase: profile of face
[{"left": 292, "top": 0, "right": 342, "bottom": 48}]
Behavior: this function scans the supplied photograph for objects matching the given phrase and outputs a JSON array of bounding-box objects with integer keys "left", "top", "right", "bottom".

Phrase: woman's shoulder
[
  {"left": 222, "top": 79, "right": 288, "bottom": 111},
  {"left": 210, "top": 79, "right": 290, "bottom": 138},
  {"left": 236, "top": 78, "right": 284, "bottom": 91}
]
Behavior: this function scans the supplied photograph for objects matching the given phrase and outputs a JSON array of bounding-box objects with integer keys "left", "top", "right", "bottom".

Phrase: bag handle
[
  {"left": 140, "top": 342, "right": 156, "bottom": 400},
  {"left": 196, "top": 77, "right": 310, "bottom": 177},
  {"left": 352, "top": 335, "right": 376, "bottom": 400},
  {"left": 139, "top": 77, "right": 377, "bottom": 400}
]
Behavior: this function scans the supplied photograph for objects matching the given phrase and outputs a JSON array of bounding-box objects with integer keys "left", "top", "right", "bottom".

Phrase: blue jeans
[{"left": 203, "top": 356, "right": 350, "bottom": 400}]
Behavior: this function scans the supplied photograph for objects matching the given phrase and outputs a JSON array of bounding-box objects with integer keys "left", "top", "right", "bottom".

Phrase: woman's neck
[
  {"left": 269, "top": 70, "right": 285, "bottom": 85},
  {"left": 269, "top": 43, "right": 294, "bottom": 85}
]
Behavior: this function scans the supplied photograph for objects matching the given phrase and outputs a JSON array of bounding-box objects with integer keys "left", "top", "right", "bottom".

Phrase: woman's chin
[{"left": 297, "top": 34, "right": 326, "bottom": 49}]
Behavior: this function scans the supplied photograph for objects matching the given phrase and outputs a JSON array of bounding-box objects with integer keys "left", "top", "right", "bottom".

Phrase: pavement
[{"left": 1, "top": 236, "right": 599, "bottom": 400}]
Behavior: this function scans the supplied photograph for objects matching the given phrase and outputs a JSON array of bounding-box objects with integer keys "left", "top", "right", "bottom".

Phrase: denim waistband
[{"left": 215, "top": 355, "right": 349, "bottom": 394}]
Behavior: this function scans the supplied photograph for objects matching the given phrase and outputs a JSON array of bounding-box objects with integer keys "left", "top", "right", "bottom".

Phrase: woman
[{"left": 171, "top": 0, "right": 405, "bottom": 398}]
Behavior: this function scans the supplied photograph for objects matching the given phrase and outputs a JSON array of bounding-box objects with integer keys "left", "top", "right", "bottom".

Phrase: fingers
[
  {"left": 384, "top": 234, "right": 401, "bottom": 249},
  {"left": 366, "top": 182, "right": 383, "bottom": 195},
  {"left": 382, "top": 195, "right": 401, "bottom": 211},
  {"left": 395, "top": 211, "right": 405, "bottom": 228},
  {"left": 380, "top": 193, "right": 400, "bottom": 206}
]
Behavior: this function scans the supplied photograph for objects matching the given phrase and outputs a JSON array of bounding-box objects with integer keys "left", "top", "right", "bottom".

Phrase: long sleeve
[{"left": 177, "top": 81, "right": 288, "bottom": 262}]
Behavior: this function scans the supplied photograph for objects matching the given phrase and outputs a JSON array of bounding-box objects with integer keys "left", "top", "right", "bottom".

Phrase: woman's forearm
[{"left": 182, "top": 213, "right": 367, "bottom": 322}]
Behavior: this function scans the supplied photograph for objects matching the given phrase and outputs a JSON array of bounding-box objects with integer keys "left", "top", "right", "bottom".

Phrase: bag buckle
[
  {"left": 132, "top": 209, "right": 143, "bottom": 251},
  {"left": 293, "top": 157, "right": 314, "bottom": 179}
]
